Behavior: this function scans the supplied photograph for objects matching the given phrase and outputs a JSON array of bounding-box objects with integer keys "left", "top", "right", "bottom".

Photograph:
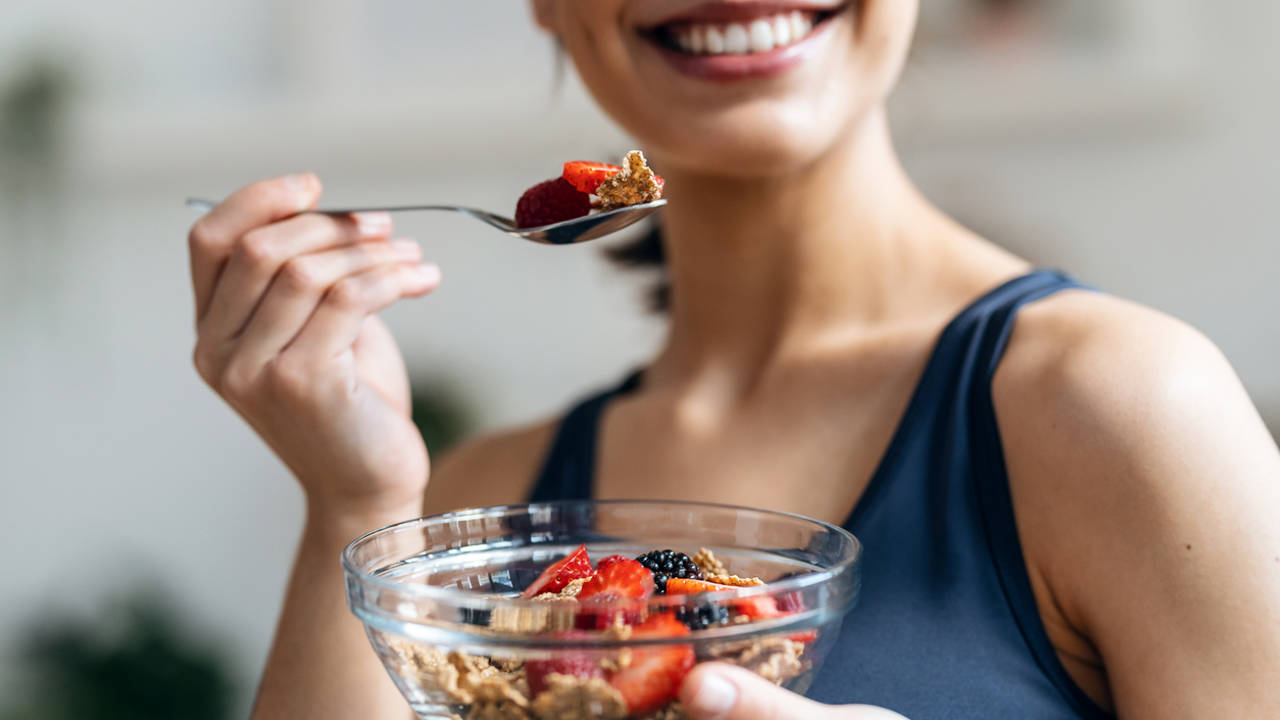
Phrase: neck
[{"left": 647, "top": 107, "right": 986, "bottom": 391}]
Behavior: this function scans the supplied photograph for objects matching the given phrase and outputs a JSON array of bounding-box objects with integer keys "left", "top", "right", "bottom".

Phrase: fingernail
[
  {"left": 283, "top": 172, "right": 314, "bottom": 193},
  {"left": 686, "top": 670, "right": 737, "bottom": 718},
  {"left": 354, "top": 212, "right": 393, "bottom": 238},
  {"left": 410, "top": 263, "right": 442, "bottom": 286},
  {"left": 390, "top": 238, "right": 420, "bottom": 258},
  {"left": 283, "top": 173, "right": 317, "bottom": 210}
]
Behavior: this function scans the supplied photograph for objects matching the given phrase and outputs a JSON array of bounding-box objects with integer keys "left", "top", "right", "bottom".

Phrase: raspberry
[
  {"left": 635, "top": 550, "right": 702, "bottom": 594},
  {"left": 514, "top": 177, "right": 591, "bottom": 228}
]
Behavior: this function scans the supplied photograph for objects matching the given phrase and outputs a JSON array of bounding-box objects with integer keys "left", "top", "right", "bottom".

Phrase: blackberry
[
  {"left": 675, "top": 602, "right": 730, "bottom": 631},
  {"left": 635, "top": 549, "right": 702, "bottom": 594}
]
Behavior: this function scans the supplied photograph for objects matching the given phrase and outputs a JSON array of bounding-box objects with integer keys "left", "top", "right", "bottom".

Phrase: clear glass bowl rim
[{"left": 341, "top": 498, "right": 862, "bottom": 611}]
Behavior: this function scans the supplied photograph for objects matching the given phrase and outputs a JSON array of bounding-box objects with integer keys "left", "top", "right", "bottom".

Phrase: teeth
[
  {"left": 668, "top": 11, "right": 819, "bottom": 56},
  {"left": 748, "top": 19, "right": 774, "bottom": 53},
  {"left": 723, "top": 23, "right": 750, "bottom": 54},
  {"left": 688, "top": 26, "right": 705, "bottom": 53},
  {"left": 790, "top": 11, "right": 812, "bottom": 40},
  {"left": 771, "top": 15, "right": 793, "bottom": 46},
  {"left": 677, "top": 29, "right": 694, "bottom": 53},
  {"left": 705, "top": 25, "right": 726, "bottom": 54}
]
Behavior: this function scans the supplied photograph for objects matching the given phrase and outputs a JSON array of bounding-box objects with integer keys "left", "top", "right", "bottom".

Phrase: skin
[{"left": 186, "top": 1, "right": 1280, "bottom": 718}]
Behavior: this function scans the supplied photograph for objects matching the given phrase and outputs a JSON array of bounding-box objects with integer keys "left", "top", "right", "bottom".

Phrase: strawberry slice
[
  {"left": 575, "top": 555, "right": 655, "bottom": 629},
  {"left": 776, "top": 591, "right": 805, "bottom": 613},
  {"left": 732, "top": 595, "right": 781, "bottom": 619},
  {"left": 607, "top": 613, "right": 695, "bottom": 715},
  {"left": 631, "top": 612, "right": 692, "bottom": 636},
  {"left": 521, "top": 544, "right": 593, "bottom": 598},
  {"left": 525, "top": 651, "right": 604, "bottom": 696},
  {"left": 727, "top": 594, "right": 818, "bottom": 643},
  {"left": 562, "top": 161, "right": 622, "bottom": 195},
  {"left": 577, "top": 555, "right": 655, "bottom": 602},
  {"left": 562, "top": 160, "right": 666, "bottom": 195}
]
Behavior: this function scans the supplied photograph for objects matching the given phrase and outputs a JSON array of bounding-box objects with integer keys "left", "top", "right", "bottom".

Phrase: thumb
[{"left": 679, "top": 663, "right": 833, "bottom": 720}]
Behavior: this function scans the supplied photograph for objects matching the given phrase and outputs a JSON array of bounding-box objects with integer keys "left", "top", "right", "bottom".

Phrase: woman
[{"left": 185, "top": 1, "right": 1280, "bottom": 718}]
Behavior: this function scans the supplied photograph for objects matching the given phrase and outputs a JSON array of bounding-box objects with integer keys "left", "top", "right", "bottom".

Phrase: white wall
[{"left": 1, "top": 1, "right": 1276, "bottom": 712}]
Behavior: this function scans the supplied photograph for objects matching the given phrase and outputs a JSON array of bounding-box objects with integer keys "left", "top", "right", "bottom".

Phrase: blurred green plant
[
  {"left": 0, "top": 588, "right": 237, "bottom": 720},
  {"left": 410, "top": 375, "right": 480, "bottom": 455},
  {"left": 1, "top": 50, "right": 76, "bottom": 308},
  {"left": 0, "top": 52, "right": 74, "bottom": 164}
]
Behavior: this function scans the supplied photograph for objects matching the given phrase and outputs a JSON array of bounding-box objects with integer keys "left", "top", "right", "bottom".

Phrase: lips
[{"left": 637, "top": 2, "right": 849, "bottom": 81}]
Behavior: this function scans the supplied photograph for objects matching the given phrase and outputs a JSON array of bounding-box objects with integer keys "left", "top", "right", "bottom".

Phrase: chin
[{"left": 644, "top": 107, "right": 847, "bottom": 178}]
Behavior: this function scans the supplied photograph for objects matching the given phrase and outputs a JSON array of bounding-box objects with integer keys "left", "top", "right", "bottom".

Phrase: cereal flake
[
  {"left": 704, "top": 573, "right": 764, "bottom": 587},
  {"left": 530, "top": 674, "right": 628, "bottom": 720}
]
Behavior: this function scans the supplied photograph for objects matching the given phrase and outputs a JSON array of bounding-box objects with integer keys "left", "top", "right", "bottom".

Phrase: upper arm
[
  {"left": 423, "top": 420, "right": 557, "bottom": 516},
  {"left": 996, "top": 292, "right": 1280, "bottom": 719}
]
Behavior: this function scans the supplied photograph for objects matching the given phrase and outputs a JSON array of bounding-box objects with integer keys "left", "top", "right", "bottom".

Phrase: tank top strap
[
  {"left": 966, "top": 272, "right": 1105, "bottom": 718},
  {"left": 528, "top": 370, "right": 643, "bottom": 503},
  {"left": 850, "top": 268, "right": 1086, "bottom": 522}
]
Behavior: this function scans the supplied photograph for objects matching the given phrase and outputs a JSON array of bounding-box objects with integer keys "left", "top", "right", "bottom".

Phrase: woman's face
[{"left": 533, "top": 0, "right": 918, "bottom": 177}]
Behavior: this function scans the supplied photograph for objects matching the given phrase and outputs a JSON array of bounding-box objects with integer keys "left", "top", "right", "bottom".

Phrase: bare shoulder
[
  {"left": 993, "top": 289, "right": 1280, "bottom": 716},
  {"left": 994, "top": 289, "right": 1275, "bottom": 479},
  {"left": 994, "top": 288, "right": 1279, "bottom": 558},
  {"left": 423, "top": 419, "right": 559, "bottom": 515}
]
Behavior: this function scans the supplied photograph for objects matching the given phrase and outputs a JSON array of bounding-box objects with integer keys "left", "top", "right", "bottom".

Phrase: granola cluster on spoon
[{"left": 514, "top": 151, "right": 665, "bottom": 228}]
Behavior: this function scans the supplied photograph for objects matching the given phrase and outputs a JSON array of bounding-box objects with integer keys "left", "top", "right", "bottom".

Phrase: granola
[
  {"left": 716, "top": 637, "right": 808, "bottom": 685},
  {"left": 470, "top": 701, "right": 532, "bottom": 720},
  {"left": 596, "top": 151, "right": 664, "bottom": 210},
  {"left": 691, "top": 548, "right": 727, "bottom": 577},
  {"left": 530, "top": 675, "right": 628, "bottom": 720},
  {"left": 703, "top": 573, "right": 765, "bottom": 587},
  {"left": 490, "top": 602, "right": 573, "bottom": 634},
  {"left": 386, "top": 546, "right": 817, "bottom": 719}
]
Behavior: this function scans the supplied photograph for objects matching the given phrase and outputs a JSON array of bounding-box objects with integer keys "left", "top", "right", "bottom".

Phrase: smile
[{"left": 638, "top": 3, "right": 850, "bottom": 81}]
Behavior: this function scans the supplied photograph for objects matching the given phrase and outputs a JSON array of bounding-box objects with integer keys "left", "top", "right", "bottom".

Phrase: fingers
[
  {"left": 680, "top": 664, "right": 834, "bottom": 720},
  {"left": 198, "top": 211, "right": 394, "bottom": 340},
  {"left": 233, "top": 239, "right": 423, "bottom": 366},
  {"left": 680, "top": 664, "right": 909, "bottom": 720},
  {"left": 188, "top": 173, "right": 322, "bottom": 319},
  {"left": 285, "top": 261, "right": 441, "bottom": 361}
]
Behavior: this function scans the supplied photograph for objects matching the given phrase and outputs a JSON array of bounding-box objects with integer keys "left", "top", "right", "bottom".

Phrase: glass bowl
[{"left": 342, "top": 500, "right": 862, "bottom": 720}]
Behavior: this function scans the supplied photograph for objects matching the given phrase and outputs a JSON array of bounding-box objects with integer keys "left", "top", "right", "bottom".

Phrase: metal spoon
[{"left": 184, "top": 198, "right": 665, "bottom": 246}]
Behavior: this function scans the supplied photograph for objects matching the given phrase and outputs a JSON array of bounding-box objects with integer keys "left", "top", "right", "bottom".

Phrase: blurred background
[{"left": 1, "top": 0, "right": 1275, "bottom": 716}]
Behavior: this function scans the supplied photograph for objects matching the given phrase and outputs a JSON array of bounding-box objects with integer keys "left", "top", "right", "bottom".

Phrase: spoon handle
[{"left": 184, "top": 198, "right": 469, "bottom": 215}]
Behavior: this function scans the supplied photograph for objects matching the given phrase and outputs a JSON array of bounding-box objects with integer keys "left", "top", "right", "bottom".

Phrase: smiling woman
[{"left": 183, "top": 1, "right": 1280, "bottom": 719}]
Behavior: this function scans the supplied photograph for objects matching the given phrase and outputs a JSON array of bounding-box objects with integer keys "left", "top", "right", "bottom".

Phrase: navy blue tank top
[{"left": 529, "top": 270, "right": 1112, "bottom": 719}]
